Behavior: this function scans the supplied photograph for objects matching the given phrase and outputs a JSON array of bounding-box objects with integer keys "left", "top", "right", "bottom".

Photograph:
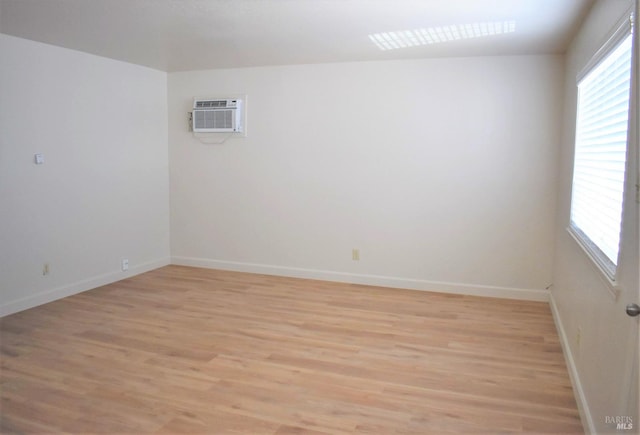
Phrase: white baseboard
[
  {"left": 171, "top": 256, "right": 550, "bottom": 302},
  {"left": 1, "top": 255, "right": 550, "bottom": 316},
  {"left": 549, "top": 292, "right": 594, "bottom": 434},
  {"left": 0, "top": 257, "right": 171, "bottom": 317}
]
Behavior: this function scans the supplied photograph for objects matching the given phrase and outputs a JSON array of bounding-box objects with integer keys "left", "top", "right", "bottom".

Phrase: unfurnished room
[{"left": 0, "top": 0, "right": 638, "bottom": 434}]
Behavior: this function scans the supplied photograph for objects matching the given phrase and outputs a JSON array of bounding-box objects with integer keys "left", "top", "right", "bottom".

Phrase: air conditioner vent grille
[
  {"left": 192, "top": 98, "right": 243, "bottom": 133},
  {"left": 196, "top": 100, "right": 228, "bottom": 108},
  {"left": 194, "top": 110, "right": 233, "bottom": 130}
]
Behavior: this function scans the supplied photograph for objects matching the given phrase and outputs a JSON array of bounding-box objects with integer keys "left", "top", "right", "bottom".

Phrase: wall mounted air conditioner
[{"left": 192, "top": 98, "right": 243, "bottom": 133}]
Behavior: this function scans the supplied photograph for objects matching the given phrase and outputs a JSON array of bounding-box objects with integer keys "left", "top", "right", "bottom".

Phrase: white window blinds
[{"left": 569, "top": 30, "right": 633, "bottom": 279}]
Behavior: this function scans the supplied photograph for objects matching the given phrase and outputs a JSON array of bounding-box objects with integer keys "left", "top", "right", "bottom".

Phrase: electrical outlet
[
  {"left": 42, "top": 263, "right": 50, "bottom": 276},
  {"left": 121, "top": 258, "right": 129, "bottom": 271},
  {"left": 352, "top": 249, "right": 360, "bottom": 261}
]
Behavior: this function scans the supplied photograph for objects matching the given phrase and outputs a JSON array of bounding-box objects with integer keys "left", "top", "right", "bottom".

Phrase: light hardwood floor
[{"left": 1, "top": 265, "right": 582, "bottom": 434}]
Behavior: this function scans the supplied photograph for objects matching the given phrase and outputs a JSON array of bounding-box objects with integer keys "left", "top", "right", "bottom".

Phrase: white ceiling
[{"left": 0, "top": 0, "right": 595, "bottom": 72}]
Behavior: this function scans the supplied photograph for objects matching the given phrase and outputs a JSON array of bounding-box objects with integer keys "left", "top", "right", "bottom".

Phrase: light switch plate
[{"left": 34, "top": 153, "right": 44, "bottom": 165}]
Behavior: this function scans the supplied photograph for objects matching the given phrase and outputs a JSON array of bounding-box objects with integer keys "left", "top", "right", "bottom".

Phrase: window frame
[{"left": 567, "top": 9, "right": 635, "bottom": 287}]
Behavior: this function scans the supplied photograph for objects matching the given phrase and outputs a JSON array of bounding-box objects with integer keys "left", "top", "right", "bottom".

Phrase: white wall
[
  {"left": 169, "top": 55, "right": 563, "bottom": 300},
  {"left": 550, "top": 0, "right": 639, "bottom": 433},
  {"left": 0, "top": 34, "right": 170, "bottom": 316}
]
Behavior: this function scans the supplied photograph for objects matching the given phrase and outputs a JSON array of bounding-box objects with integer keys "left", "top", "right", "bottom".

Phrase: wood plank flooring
[{"left": 0, "top": 265, "right": 583, "bottom": 434}]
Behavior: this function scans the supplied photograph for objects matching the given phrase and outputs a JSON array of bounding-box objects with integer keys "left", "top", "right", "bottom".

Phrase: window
[{"left": 569, "top": 17, "right": 634, "bottom": 281}]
